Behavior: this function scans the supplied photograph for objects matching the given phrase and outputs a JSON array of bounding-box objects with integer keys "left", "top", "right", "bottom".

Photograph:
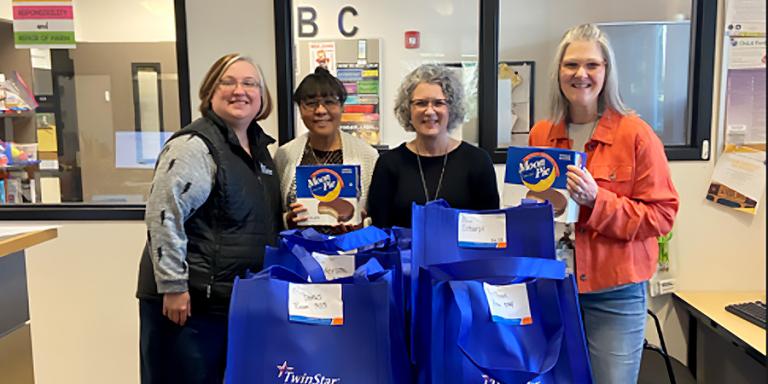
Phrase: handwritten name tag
[
  {"left": 311, "top": 252, "right": 356, "bottom": 281},
  {"left": 458, "top": 212, "right": 507, "bottom": 248},
  {"left": 483, "top": 282, "right": 532, "bottom": 325},
  {"left": 288, "top": 283, "right": 343, "bottom": 326}
]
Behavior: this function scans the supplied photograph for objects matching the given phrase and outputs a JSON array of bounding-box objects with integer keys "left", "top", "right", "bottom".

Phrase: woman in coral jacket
[{"left": 529, "top": 24, "right": 679, "bottom": 384}]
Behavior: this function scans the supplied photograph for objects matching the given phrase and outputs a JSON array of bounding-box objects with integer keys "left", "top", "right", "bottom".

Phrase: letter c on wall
[{"left": 338, "top": 6, "right": 358, "bottom": 37}]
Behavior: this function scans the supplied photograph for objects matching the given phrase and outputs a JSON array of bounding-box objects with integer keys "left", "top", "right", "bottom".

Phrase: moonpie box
[
  {"left": 503, "top": 147, "right": 587, "bottom": 223},
  {"left": 296, "top": 164, "right": 362, "bottom": 226}
]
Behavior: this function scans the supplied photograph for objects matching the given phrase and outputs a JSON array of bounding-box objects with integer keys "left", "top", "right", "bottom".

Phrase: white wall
[
  {"left": 24, "top": 222, "right": 146, "bottom": 384},
  {"left": 0, "top": 0, "right": 10, "bottom": 21},
  {"left": 74, "top": 0, "right": 175, "bottom": 43},
  {"left": 185, "top": 0, "right": 279, "bottom": 144}
]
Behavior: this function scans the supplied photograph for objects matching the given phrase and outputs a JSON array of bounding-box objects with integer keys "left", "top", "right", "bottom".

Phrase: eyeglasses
[
  {"left": 218, "top": 78, "right": 261, "bottom": 91},
  {"left": 300, "top": 97, "right": 341, "bottom": 111},
  {"left": 410, "top": 98, "right": 449, "bottom": 110},
  {"left": 560, "top": 60, "right": 606, "bottom": 75}
]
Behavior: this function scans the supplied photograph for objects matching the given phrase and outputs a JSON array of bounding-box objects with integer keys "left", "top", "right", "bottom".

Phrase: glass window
[
  {"left": 498, "top": 0, "right": 693, "bottom": 148},
  {"left": 490, "top": 0, "right": 716, "bottom": 162},
  {"left": 0, "top": 0, "right": 179, "bottom": 212},
  {"left": 290, "top": 0, "right": 480, "bottom": 149}
]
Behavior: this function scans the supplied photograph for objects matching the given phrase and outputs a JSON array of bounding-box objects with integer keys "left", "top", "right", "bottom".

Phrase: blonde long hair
[{"left": 548, "top": 24, "right": 630, "bottom": 123}]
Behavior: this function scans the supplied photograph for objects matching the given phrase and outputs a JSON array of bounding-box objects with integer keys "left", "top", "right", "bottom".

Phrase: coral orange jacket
[{"left": 529, "top": 109, "right": 679, "bottom": 293}]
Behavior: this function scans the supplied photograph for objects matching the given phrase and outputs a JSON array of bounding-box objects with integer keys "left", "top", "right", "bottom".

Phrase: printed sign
[
  {"left": 308, "top": 41, "right": 337, "bottom": 76},
  {"left": 13, "top": 0, "right": 76, "bottom": 49}
]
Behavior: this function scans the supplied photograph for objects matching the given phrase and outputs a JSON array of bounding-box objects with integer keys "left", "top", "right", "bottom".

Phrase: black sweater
[{"left": 368, "top": 142, "right": 500, "bottom": 228}]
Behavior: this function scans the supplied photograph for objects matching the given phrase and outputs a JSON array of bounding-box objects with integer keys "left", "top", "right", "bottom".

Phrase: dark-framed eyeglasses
[{"left": 300, "top": 97, "right": 342, "bottom": 111}]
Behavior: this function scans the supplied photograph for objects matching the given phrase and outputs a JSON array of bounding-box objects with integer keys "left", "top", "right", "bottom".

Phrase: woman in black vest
[{"left": 136, "top": 53, "right": 281, "bottom": 384}]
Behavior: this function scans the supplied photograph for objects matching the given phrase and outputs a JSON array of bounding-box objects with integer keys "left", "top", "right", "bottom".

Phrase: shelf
[
  {"left": 0, "top": 162, "right": 40, "bottom": 171},
  {"left": 0, "top": 111, "right": 35, "bottom": 119}
]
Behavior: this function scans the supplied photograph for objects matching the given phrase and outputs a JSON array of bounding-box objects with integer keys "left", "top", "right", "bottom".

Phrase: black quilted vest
[{"left": 137, "top": 111, "right": 281, "bottom": 315}]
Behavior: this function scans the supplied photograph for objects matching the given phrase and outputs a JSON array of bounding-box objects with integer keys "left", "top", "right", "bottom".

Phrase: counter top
[
  {"left": 675, "top": 290, "right": 766, "bottom": 356},
  {"left": 0, "top": 227, "right": 58, "bottom": 258}
]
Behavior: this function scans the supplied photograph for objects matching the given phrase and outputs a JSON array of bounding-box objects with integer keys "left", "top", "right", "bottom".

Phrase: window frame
[
  {"left": 0, "top": 1, "right": 191, "bottom": 221},
  {"left": 481, "top": 0, "right": 716, "bottom": 163}
]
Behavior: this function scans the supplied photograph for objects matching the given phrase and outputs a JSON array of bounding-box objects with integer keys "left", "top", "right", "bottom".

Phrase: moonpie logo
[
  {"left": 518, "top": 152, "right": 559, "bottom": 192},
  {"left": 307, "top": 168, "right": 343, "bottom": 202},
  {"left": 276, "top": 361, "right": 341, "bottom": 383}
]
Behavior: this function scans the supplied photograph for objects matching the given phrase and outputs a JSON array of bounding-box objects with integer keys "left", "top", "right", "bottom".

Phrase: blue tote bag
[
  {"left": 410, "top": 200, "right": 556, "bottom": 308},
  {"left": 416, "top": 257, "right": 592, "bottom": 384},
  {"left": 264, "top": 226, "right": 408, "bottom": 319},
  {"left": 225, "top": 259, "right": 410, "bottom": 384},
  {"left": 409, "top": 200, "right": 556, "bottom": 358}
]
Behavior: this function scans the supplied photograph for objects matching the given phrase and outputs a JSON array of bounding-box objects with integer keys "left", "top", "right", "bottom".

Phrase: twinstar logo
[
  {"left": 277, "top": 361, "right": 294, "bottom": 378},
  {"left": 275, "top": 361, "right": 341, "bottom": 383}
]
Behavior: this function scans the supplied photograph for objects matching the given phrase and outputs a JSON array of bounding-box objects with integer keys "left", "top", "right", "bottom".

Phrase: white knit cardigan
[{"left": 274, "top": 131, "right": 379, "bottom": 212}]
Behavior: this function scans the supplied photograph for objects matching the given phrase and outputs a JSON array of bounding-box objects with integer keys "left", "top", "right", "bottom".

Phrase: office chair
[{"left": 638, "top": 309, "right": 696, "bottom": 384}]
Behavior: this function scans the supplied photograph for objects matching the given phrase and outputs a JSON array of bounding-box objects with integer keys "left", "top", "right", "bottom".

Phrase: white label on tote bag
[
  {"left": 311, "top": 252, "right": 356, "bottom": 281},
  {"left": 458, "top": 212, "right": 507, "bottom": 248},
  {"left": 483, "top": 282, "right": 532, "bottom": 325},
  {"left": 288, "top": 283, "right": 344, "bottom": 326}
]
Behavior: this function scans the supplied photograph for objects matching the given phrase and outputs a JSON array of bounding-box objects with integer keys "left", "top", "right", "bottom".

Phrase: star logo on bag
[{"left": 276, "top": 361, "right": 294, "bottom": 378}]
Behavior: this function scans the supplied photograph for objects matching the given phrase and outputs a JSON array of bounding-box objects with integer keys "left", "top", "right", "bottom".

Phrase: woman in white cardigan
[{"left": 274, "top": 67, "right": 378, "bottom": 232}]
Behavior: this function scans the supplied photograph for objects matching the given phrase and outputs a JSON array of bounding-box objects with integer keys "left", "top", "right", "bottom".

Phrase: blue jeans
[
  {"left": 579, "top": 282, "right": 647, "bottom": 384},
  {"left": 139, "top": 299, "right": 228, "bottom": 384}
]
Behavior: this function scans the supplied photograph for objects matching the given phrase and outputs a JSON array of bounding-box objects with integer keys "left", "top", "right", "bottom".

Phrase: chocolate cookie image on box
[
  {"left": 318, "top": 198, "right": 355, "bottom": 222},
  {"left": 526, "top": 189, "right": 567, "bottom": 217}
]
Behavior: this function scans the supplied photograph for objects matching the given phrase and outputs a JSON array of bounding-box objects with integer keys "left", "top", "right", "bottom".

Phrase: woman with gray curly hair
[{"left": 368, "top": 64, "right": 499, "bottom": 228}]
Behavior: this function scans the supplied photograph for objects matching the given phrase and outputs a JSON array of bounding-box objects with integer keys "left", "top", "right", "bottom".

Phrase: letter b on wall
[{"left": 298, "top": 7, "right": 318, "bottom": 37}]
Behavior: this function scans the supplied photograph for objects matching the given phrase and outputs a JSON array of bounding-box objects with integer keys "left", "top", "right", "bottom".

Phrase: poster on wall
[
  {"left": 706, "top": 147, "right": 765, "bottom": 214},
  {"left": 706, "top": 32, "right": 765, "bottom": 214},
  {"left": 13, "top": 0, "right": 76, "bottom": 49},
  {"left": 724, "top": 37, "right": 765, "bottom": 148},
  {"left": 337, "top": 63, "right": 380, "bottom": 145},
  {"left": 308, "top": 41, "right": 337, "bottom": 76}
]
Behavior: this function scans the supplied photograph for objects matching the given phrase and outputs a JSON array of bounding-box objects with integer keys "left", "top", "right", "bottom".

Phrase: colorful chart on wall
[
  {"left": 296, "top": 38, "right": 382, "bottom": 145},
  {"left": 337, "top": 63, "right": 380, "bottom": 145}
]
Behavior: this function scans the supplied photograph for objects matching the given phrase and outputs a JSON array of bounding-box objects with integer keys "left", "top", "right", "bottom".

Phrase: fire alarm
[{"left": 405, "top": 31, "right": 420, "bottom": 49}]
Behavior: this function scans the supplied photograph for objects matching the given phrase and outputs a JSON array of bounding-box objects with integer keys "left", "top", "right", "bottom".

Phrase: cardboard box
[
  {"left": 296, "top": 164, "right": 361, "bottom": 226},
  {"left": 503, "top": 147, "right": 586, "bottom": 223}
]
